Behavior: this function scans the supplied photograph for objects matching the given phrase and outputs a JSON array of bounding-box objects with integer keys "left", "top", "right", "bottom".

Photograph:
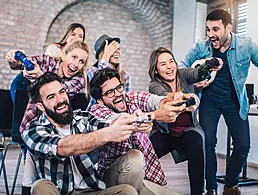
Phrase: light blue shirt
[{"left": 181, "top": 32, "right": 258, "bottom": 120}]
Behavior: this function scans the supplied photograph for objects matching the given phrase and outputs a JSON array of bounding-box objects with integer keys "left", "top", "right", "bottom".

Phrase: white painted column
[
  {"left": 172, "top": 0, "right": 196, "bottom": 63},
  {"left": 195, "top": 2, "right": 207, "bottom": 42}
]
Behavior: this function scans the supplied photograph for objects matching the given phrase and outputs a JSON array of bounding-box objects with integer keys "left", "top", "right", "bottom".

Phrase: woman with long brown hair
[
  {"left": 148, "top": 47, "right": 221, "bottom": 195},
  {"left": 45, "top": 23, "right": 86, "bottom": 57}
]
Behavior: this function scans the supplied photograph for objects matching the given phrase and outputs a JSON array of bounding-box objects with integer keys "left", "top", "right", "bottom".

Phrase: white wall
[
  {"left": 195, "top": 2, "right": 207, "bottom": 42},
  {"left": 172, "top": 0, "right": 196, "bottom": 63},
  {"left": 246, "top": 0, "right": 258, "bottom": 94}
]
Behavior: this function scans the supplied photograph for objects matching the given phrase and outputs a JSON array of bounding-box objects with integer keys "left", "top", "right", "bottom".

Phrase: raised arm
[
  {"left": 62, "top": 74, "right": 84, "bottom": 98},
  {"left": 180, "top": 42, "right": 203, "bottom": 69},
  {"left": 5, "top": 49, "right": 24, "bottom": 70},
  {"left": 23, "top": 113, "right": 137, "bottom": 158}
]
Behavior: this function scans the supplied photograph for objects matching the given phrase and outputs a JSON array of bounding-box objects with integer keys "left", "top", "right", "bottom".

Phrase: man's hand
[
  {"left": 105, "top": 113, "right": 137, "bottom": 142},
  {"left": 155, "top": 98, "right": 186, "bottom": 123},
  {"left": 194, "top": 57, "right": 223, "bottom": 88},
  {"left": 102, "top": 40, "right": 119, "bottom": 62},
  {"left": 194, "top": 79, "right": 210, "bottom": 88},
  {"left": 133, "top": 109, "right": 154, "bottom": 133},
  {"left": 23, "top": 59, "right": 43, "bottom": 80},
  {"left": 208, "top": 57, "right": 223, "bottom": 71}
]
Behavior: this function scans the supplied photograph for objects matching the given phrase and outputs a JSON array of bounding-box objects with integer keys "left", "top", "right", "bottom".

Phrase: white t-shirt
[{"left": 57, "top": 126, "right": 89, "bottom": 189}]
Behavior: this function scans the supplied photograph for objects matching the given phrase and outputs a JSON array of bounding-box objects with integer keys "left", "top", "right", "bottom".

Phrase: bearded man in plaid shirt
[
  {"left": 23, "top": 72, "right": 145, "bottom": 195},
  {"left": 89, "top": 68, "right": 187, "bottom": 195}
]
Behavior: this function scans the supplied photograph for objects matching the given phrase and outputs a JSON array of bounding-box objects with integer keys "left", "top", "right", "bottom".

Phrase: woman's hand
[
  {"left": 23, "top": 59, "right": 43, "bottom": 80},
  {"left": 102, "top": 40, "right": 119, "bottom": 62},
  {"left": 5, "top": 49, "right": 24, "bottom": 69},
  {"left": 182, "top": 93, "right": 200, "bottom": 112},
  {"left": 167, "top": 92, "right": 184, "bottom": 101}
]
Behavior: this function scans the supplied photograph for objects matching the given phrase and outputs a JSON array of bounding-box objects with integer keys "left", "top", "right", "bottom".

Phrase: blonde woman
[{"left": 6, "top": 41, "right": 89, "bottom": 194}]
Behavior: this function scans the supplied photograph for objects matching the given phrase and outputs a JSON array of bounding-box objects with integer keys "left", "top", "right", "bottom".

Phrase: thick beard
[
  {"left": 211, "top": 33, "right": 229, "bottom": 50},
  {"left": 43, "top": 100, "right": 73, "bottom": 126},
  {"left": 220, "top": 33, "right": 229, "bottom": 48}
]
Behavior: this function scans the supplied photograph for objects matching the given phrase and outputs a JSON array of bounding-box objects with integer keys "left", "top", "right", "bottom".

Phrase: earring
[{"left": 155, "top": 71, "right": 158, "bottom": 74}]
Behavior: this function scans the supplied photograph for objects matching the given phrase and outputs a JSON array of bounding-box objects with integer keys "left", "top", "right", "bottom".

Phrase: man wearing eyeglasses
[
  {"left": 23, "top": 72, "right": 142, "bottom": 195},
  {"left": 88, "top": 68, "right": 193, "bottom": 195}
]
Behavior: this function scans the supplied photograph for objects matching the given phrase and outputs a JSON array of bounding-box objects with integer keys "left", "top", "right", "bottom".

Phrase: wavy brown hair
[{"left": 149, "top": 47, "right": 181, "bottom": 92}]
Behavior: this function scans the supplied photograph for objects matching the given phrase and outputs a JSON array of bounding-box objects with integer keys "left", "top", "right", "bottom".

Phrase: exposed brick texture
[{"left": 0, "top": 0, "right": 173, "bottom": 91}]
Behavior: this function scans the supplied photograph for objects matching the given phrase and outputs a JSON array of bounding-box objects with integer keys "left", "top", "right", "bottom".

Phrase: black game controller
[
  {"left": 172, "top": 97, "right": 196, "bottom": 107},
  {"left": 197, "top": 58, "right": 220, "bottom": 80}
]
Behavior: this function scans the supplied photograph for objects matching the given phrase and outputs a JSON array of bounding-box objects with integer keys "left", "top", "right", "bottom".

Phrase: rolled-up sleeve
[
  {"left": 23, "top": 123, "right": 65, "bottom": 160},
  {"left": 147, "top": 94, "right": 167, "bottom": 111}
]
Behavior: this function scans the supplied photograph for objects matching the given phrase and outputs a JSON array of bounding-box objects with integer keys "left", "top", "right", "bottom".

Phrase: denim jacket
[{"left": 181, "top": 33, "right": 258, "bottom": 120}]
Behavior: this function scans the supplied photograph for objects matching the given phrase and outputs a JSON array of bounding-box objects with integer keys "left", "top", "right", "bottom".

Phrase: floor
[{"left": 1, "top": 146, "right": 258, "bottom": 195}]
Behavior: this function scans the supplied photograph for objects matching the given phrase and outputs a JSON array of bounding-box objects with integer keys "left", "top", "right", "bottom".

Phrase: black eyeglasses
[{"left": 102, "top": 83, "right": 125, "bottom": 98}]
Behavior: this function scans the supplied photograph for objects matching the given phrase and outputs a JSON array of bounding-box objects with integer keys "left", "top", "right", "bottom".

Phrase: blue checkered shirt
[{"left": 23, "top": 112, "right": 108, "bottom": 195}]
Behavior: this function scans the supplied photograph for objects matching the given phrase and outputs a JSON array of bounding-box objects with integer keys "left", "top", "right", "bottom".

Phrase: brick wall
[{"left": 0, "top": 0, "right": 173, "bottom": 91}]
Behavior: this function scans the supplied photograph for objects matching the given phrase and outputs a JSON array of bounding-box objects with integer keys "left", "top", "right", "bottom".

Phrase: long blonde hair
[{"left": 63, "top": 41, "right": 90, "bottom": 96}]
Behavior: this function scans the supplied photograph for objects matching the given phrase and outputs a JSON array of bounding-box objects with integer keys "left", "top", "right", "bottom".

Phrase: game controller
[
  {"left": 134, "top": 114, "right": 152, "bottom": 125},
  {"left": 14, "top": 51, "right": 34, "bottom": 71},
  {"left": 196, "top": 58, "right": 220, "bottom": 81},
  {"left": 172, "top": 97, "right": 196, "bottom": 107}
]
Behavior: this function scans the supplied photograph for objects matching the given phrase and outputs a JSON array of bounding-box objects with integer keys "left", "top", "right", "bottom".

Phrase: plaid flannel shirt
[
  {"left": 86, "top": 59, "right": 130, "bottom": 111},
  {"left": 23, "top": 111, "right": 108, "bottom": 195},
  {"left": 90, "top": 91, "right": 167, "bottom": 186},
  {"left": 19, "top": 54, "right": 84, "bottom": 133}
]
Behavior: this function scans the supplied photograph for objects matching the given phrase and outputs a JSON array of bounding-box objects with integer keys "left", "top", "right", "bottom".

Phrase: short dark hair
[
  {"left": 28, "top": 72, "right": 62, "bottom": 103},
  {"left": 90, "top": 68, "right": 121, "bottom": 100},
  {"left": 206, "top": 9, "right": 232, "bottom": 27}
]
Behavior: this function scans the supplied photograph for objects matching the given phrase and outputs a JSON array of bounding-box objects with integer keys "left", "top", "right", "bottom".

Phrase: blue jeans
[
  {"left": 10, "top": 72, "right": 31, "bottom": 103},
  {"left": 199, "top": 92, "right": 250, "bottom": 190}
]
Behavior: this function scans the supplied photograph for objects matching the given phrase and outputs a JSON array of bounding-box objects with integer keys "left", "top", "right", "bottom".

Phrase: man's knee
[
  {"left": 31, "top": 179, "right": 49, "bottom": 192},
  {"left": 118, "top": 184, "right": 137, "bottom": 195},
  {"left": 31, "top": 179, "right": 59, "bottom": 195},
  {"left": 205, "top": 136, "right": 218, "bottom": 148},
  {"left": 125, "top": 149, "right": 145, "bottom": 168}
]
